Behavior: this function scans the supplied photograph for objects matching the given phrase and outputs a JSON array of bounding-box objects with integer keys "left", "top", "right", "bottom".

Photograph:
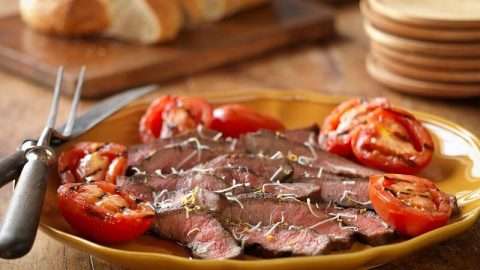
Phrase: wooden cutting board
[{"left": 0, "top": 0, "right": 334, "bottom": 98}]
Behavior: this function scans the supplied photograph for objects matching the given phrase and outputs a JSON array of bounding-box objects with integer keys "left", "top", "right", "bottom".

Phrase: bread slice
[
  {"left": 105, "top": 0, "right": 183, "bottom": 44},
  {"left": 180, "top": 0, "right": 268, "bottom": 26},
  {"left": 20, "top": 0, "right": 110, "bottom": 36}
]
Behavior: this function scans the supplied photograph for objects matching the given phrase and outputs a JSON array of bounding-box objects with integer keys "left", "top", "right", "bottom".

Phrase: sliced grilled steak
[
  {"left": 198, "top": 154, "right": 371, "bottom": 208},
  {"left": 283, "top": 124, "right": 319, "bottom": 145},
  {"left": 150, "top": 188, "right": 241, "bottom": 259},
  {"left": 328, "top": 207, "right": 395, "bottom": 246},
  {"left": 153, "top": 210, "right": 242, "bottom": 259},
  {"left": 282, "top": 160, "right": 372, "bottom": 208},
  {"left": 128, "top": 128, "right": 242, "bottom": 173},
  {"left": 240, "top": 130, "right": 380, "bottom": 178},
  {"left": 118, "top": 173, "right": 228, "bottom": 202},
  {"left": 302, "top": 174, "right": 371, "bottom": 209},
  {"left": 196, "top": 154, "right": 294, "bottom": 183},
  {"left": 219, "top": 193, "right": 354, "bottom": 250},
  {"left": 154, "top": 188, "right": 223, "bottom": 214},
  {"left": 261, "top": 182, "right": 322, "bottom": 200},
  {"left": 227, "top": 222, "right": 331, "bottom": 256}
]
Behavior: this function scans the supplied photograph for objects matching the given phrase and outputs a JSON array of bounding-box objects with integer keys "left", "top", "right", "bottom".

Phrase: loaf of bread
[
  {"left": 19, "top": 0, "right": 110, "bottom": 36},
  {"left": 105, "top": 0, "right": 183, "bottom": 44},
  {"left": 180, "top": 0, "right": 268, "bottom": 26},
  {"left": 20, "top": 0, "right": 269, "bottom": 44}
]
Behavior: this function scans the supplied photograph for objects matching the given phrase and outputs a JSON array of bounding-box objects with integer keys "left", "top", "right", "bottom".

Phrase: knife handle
[
  {"left": 0, "top": 140, "right": 36, "bottom": 188},
  {"left": 0, "top": 147, "right": 52, "bottom": 259}
]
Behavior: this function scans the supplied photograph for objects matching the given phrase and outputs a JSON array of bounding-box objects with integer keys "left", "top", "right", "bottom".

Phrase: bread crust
[
  {"left": 145, "top": 0, "right": 184, "bottom": 42},
  {"left": 20, "top": 0, "right": 110, "bottom": 36}
]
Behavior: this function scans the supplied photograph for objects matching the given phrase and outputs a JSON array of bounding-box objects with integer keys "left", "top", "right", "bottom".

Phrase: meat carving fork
[{"left": 0, "top": 66, "right": 85, "bottom": 259}]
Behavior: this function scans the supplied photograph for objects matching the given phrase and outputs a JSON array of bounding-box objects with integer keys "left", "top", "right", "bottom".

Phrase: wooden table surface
[{"left": 1, "top": 1, "right": 480, "bottom": 269}]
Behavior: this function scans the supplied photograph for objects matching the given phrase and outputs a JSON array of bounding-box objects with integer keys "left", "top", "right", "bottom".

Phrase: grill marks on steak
[
  {"left": 240, "top": 130, "right": 380, "bottom": 178},
  {"left": 227, "top": 222, "right": 331, "bottom": 256}
]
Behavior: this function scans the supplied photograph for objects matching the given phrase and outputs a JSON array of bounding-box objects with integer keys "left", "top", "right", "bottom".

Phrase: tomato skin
[
  {"left": 58, "top": 142, "right": 128, "bottom": 184},
  {"left": 58, "top": 182, "right": 154, "bottom": 244},
  {"left": 210, "top": 104, "right": 285, "bottom": 138},
  {"left": 369, "top": 174, "right": 452, "bottom": 237},
  {"left": 351, "top": 108, "right": 434, "bottom": 174},
  {"left": 319, "top": 98, "right": 390, "bottom": 157},
  {"left": 139, "top": 96, "right": 213, "bottom": 143}
]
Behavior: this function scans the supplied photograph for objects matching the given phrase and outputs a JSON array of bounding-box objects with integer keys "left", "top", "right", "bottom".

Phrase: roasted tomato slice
[
  {"left": 319, "top": 98, "right": 390, "bottom": 157},
  {"left": 210, "top": 104, "right": 285, "bottom": 138},
  {"left": 58, "top": 181, "right": 154, "bottom": 244},
  {"left": 369, "top": 174, "right": 452, "bottom": 237},
  {"left": 351, "top": 108, "right": 434, "bottom": 174},
  {"left": 58, "top": 142, "right": 128, "bottom": 184},
  {"left": 139, "top": 95, "right": 213, "bottom": 143}
]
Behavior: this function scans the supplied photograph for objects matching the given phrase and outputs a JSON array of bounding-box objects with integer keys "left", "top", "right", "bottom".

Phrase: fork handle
[
  {"left": 0, "top": 140, "right": 36, "bottom": 188},
  {"left": 0, "top": 149, "right": 50, "bottom": 259},
  {"left": 0, "top": 151, "right": 27, "bottom": 188}
]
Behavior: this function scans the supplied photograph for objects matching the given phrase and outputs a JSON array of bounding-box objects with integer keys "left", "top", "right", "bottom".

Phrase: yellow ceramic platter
[{"left": 39, "top": 89, "right": 480, "bottom": 270}]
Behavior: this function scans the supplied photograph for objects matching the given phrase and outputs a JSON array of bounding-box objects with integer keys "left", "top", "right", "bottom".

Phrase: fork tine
[
  {"left": 37, "top": 66, "right": 64, "bottom": 146},
  {"left": 46, "top": 66, "right": 64, "bottom": 129},
  {"left": 63, "top": 66, "right": 86, "bottom": 136}
]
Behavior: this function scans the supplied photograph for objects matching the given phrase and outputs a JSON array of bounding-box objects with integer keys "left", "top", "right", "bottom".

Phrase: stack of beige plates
[{"left": 361, "top": 0, "right": 480, "bottom": 97}]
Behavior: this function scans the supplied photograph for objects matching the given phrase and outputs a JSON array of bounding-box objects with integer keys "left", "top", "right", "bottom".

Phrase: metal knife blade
[{"left": 57, "top": 84, "right": 157, "bottom": 139}]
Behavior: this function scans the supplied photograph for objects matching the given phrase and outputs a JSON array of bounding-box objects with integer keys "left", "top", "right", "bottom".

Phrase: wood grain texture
[
  {"left": 0, "top": 0, "right": 480, "bottom": 269},
  {"left": 0, "top": 0, "right": 334, "bottom": 98}
]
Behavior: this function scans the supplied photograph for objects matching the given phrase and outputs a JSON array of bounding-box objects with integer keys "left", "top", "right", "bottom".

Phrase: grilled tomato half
[
  {"left": 58, "top": 142, "right": 128, "bottom": 184},
  {"left": 369, "top": 174, "right": 453, "bottom": 237},
  {"left": 58, "top": 181, "right": 154, "bottom": 244},
  {"left": 139, "top": 95, "right": 213, "bottom": 143},
  {"left": 319, "top": 98, "right": 390, "bottom": 157},
  {"left": 210, "top": 104, "right": 285, "bottom": 138},
  {"left": 351, "top": 107, "right": 433, "bottom": 174}
]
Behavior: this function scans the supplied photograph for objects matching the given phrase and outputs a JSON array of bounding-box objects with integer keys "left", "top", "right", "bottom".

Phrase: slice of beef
[
  {"left": 227, "top": 222, "right": 331, "bottom": 256},
  {"left": 219, "top": 193, "right": 354, "bottom": 250},
  {"left": 283, "top": 124, "right": 320, "bottom": 145},
  {"left": 328, "top": 207, "right": 395, "bottom": 246},
  {"left": 279, "top": 160, "right": 371, "bottom": 208},
  {"left": 128, "top": 127, "right": 242, "bottom": 173},
  {"left": 150, "top": 188, "right": 241, "bottom": 259},
  {"left": 302, "top": 174, "right": 371, "bottom": 209},
  {"left": 240, "top": 130, "right": 380, "bottom": 178},
  {"left": 198, "top": 154, "right": 371, "bottom": 208},
  {"left": 121, "top": 159, "right": 371, "bottom": 211},
  {"left": 118, "top": 174, "right": 228, "bottom": 203},
  {"left": 261, "top": 182, "right": 322, "bottom": 200},
  {"left": 154, "top": 188, "right": 223, "bottom": 214},
  {"left": 153, "top": 210, "right": 242, "bottom": 259},
  {"left": 196, "top": 154, "right": 294, "bottom": 184}
]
